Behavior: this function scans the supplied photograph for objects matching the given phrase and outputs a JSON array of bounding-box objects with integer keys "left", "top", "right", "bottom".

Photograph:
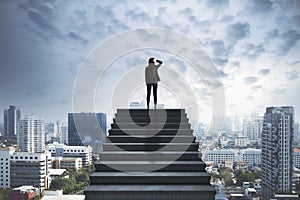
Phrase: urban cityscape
[{"left": 0, "top": 103, "right": 300, "bottom": 199}]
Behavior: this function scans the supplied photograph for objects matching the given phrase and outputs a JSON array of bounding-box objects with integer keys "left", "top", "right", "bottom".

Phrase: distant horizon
[{"left": 0, "top": 104, "right": 299, "bottom": 130}]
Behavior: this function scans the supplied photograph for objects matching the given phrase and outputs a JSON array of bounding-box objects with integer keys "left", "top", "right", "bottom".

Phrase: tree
[
  {"left": 50, "top": 177, "right": 73, "bottom": 190},
  {"left": 236, "top": 173, "right": 255, "bottom": 186},
  {"left": 252, "top": 171, "right": 261, "bottom": 180},
  {"left": 75, "top": 173, "right": 88, "bottom": 183},
  {"left": 219, "top": 169, "right": 234, "bottom": 186},
  {"left": 0, "top": 189, "right": 11, "bottom": 200},
  {"left": 234, "top": 170, "right": 243, "bottom": 179}
]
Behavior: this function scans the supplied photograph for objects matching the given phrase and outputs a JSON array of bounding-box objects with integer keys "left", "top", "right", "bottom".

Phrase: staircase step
[
  {"left": 116, "top": 109, "right": 185, "bottom": 114},
  {"left": 102, "top": 143, "right": 198, "bottom": 151},
  {"left": 106, "top": 136, "right": 195, "bottom": 143},
  {"left": 108, "top": 129, "right": 193, "bottom": 136},
  {"left": 115, "top": 112, "right": 186, "bottom": 118},
  {"left": 94, "top": 161, "right": 206, "bottom": 172},
  {"left": 84, "top": 184, "right": 216, "bottom": 200},
  {"left": 114, "top": 117, "right": 188, "bottom": 123},
  {"left": 111, "top": 123, "right": 191, "bottom": 129},
  {"left": 99, "top": 151, "right": 200, "bottom": 161},
  {"left": 90, "top": 172, "right": 211, "bottom": 184}
]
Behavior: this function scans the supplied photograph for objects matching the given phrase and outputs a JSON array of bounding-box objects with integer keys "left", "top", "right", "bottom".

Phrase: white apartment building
[
  {"left": 242, "top": 148, "right": 261, "bottom": 167},
  {"left": 46, "top": 142, "right": 92, "bottom": 166},
  {"left": 0, "top": 149, "right": 14, "bottom": 188},
  {"left": 18, "top": 115, "right": 45, "bottom": 153},
  {"left": 203, "top": 149, "right": 235, "bottom": 167},
  {"left": 10, "top": 151, "right": 51, "bottom": 189},
  {"left": 235, "top": 136, "right": 249, "bottom": 147},
  {"left": 243, "top": 117, "right": 263, "bottom": 142}
]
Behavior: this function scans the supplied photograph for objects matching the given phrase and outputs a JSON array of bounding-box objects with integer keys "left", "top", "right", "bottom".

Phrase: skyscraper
[
  {"left": 17, "top": 115, "right": 45, "bottom": 153},
  {"left": 68, "top": 112, "right": 107, "bottom": 146},
  {"left": 3, "top": 105, "right": 21, "bottom": 137},
  {"left": 243, "top": 117, "right": 263, "bottom": 144},
  {"left": 60, "top": 123, "right": 68, "bottom": 145},
  {"left": 261, "top": 106, "right": 294, "bottom": 199}
]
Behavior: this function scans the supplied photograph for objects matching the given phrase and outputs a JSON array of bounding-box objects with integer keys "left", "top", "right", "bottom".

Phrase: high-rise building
[
  {"left": 68, "top": 112, "right": 107, "bottom": 146},
  {"left": 3, "top": 105, "right": 21, "bottom": 137},
  {"left": 46, "top": 122, "right": 58, "bottom": 142},
  {"left": 261, "top": 106, "right": 295, "bottom": 199},
  {"left": 223, "top": 116, "right": 233, "bottom": 134},
  {"left": 295, "top": 122, "right": 299, "bottom": 138},
  {"left": 17, "top": 115, "right": 46, "bottom": 153},
  {"left": 10, "top": 151, "right": 51, "bottom": 189},
  {"left": 0, "top": 149, "right": 14, "bottom": 189},
  {"left": 243, "top": 117, "right": 263, "bottom": 144},
  {"left": 60, "top": 124, "right": 68, "bottom": 145}
]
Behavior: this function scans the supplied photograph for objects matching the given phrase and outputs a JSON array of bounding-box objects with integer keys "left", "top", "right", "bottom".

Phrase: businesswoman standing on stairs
[{"left": 145, "top": 57, "right": 163, "bottom": 110}]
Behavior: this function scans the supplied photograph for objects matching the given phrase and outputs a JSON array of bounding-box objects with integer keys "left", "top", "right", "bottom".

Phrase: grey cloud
[
  {"left": 210, "top": 39, "right": 231, "bottom": 66},
  {"left": 244, "top": 43, "right": 265, "bottom": 59},
  {"left": 108, "top": 18, "right": 129, "bottom": 33},
  {"left": 219, "top": 15, "right": 235, "bottom": 23},
  {"left": 125, "top": 9, "right": 151, "bottom": 21},
  {"left": 28, "top": 10, "right": 50, "bottom": 31},
  {"left": 18, "top": 1, "right": 62, "bottom": 39},
  {"left": 279, "top": 30, "right": 300, "bottom": 55},
  {"left": 273, "top": 88, "right": 286, "bottom": 95},
  {"left": 206, "top": 0, "right": 229, "bottom": 9},
  {"left": 264, "top": 29, "right": 279, "bottom": 41},
  {"left": 218, "top": 70, "right": 228, "bottom": 78},
  {"left": 259, "top": 68, "right": 270, "bottom": 75},
  {"left": 285, "top": 71, "right": 299, "bottom": 80},
  {"left": 124, "top": 57, "right": 145, "bottom": 69},
  {"left": 289, "top": 60, "right": 300, "bottom": 66},
  {"left": 226, "top": 22, "right": 250, "bottom": 41},
  {"left": 180, "top": 7, "right": 194, "bottom": 16},
  {"left": 68, "top": 31, "right": 89, "bottom": 45},
  {"left": 168, "top": 58, "right": 187, "bottom": 74},
  {"left": 251, "top": 85, "right": 262, "bottom": 91},
  {"left": 18, "top": 1, "right": 55, "bottom": 17},
  {"left": 244, "top": 76, "right": 259, "bottom": 84},
  {"left": 179, "top": 7, "right": 212, "bottom": 30},
  {"left": 27, "top": 10, "right": 63, "bottom": 41},
  {"left": 291, "top": 15, "right": 300, "bottom": 27},
  {"left": 213, "top": 57, "right": 228, "bottom": 66},
  {"left": 247, "top": 0, "right": 273, "bottom": 13},
  {"left": 205, "top": 79, "right": 224, "bottom": 89},
  {"left": 210, "top": 40, "right": 227, "bottom": 57},
  {"left": 231, "top": 61, "right": 240, "bottom": 68}
]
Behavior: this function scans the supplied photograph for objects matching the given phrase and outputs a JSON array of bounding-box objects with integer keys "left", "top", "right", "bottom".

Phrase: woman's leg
[
  {"left": 153, "top": 83, "right": 158, "bottom": 107},
  {"left": 146, "top": 84, "right": 151, "bottom": 108}
]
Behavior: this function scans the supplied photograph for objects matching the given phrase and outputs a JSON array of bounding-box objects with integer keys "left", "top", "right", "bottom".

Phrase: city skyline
[{"left": 0, "top": 0, "right": 300, "bottom": 125}]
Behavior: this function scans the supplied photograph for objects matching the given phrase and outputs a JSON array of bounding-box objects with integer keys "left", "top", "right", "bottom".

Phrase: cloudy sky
[{"left": 0, "top": 0, "right": 300, "bottom": 126}]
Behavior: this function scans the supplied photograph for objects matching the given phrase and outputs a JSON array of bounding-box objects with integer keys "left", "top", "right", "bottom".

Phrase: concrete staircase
[{"left": 85, "top": 109, "right": 215, "bottom": 200}]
